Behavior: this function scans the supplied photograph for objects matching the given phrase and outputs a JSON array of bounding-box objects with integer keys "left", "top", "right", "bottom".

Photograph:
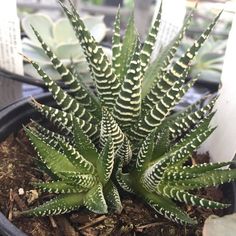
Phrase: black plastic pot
[
  {"left": 0, "top": 94, "right": 235, "bottom": 236},
  {"left": 0, "top": 93, "right": 56, "bottom": 236}
]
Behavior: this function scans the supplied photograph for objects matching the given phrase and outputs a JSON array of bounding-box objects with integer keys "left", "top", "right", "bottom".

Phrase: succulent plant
[
  {"left": 176, "top": 36, "right": 226, "bottom": 84},
  {"left": 22, "top": 12, "right": 109, "bottom": 81},
  {"left": 21, "top": 1, "right": 236, "bottom": 225}
]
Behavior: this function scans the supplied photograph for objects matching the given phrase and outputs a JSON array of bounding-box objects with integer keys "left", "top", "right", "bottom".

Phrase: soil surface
[{"left": 0, "top": 128, "right": 231, "bottom": 236}]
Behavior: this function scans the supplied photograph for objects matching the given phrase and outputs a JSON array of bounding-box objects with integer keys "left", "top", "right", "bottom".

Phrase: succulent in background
[
  {"left": 21, "top": 1, "right": 236, "bottom": 225},
  {"left": 22, "top": 13, "right": 109, "bottom": 81}
]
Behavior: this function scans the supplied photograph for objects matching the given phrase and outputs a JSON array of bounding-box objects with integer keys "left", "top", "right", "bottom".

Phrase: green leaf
[
  {"left": 140, "top": 2, "right": 162, "bottom": 76},
  {"left": 73, "top": 117, "right": 99, "bottom": 166},
  {"left": 25, "top": 128, "right": 77, "bottom": 178},
  {"left": 171, "top": 169, "right": 236, "bottom": 190},
  {"left": 112, "top": 6, "right": 121, "bottom": 79},
  {"left": 83, "top": 183, "right": 108, "bottom": 214},
  {"left": 103, "top": 181, "right": 122, "bottom": 213},
  {"left": 61, "top": 171, "right": 97, "bottom": 189},
  {"left": 30, "top": 60, "right": 97, "bottom": 124},
  {"left": 115, "top": 136, "right": 132, "bottom": 167},
  {"left": 157, "top": 185, "right": 229, "bottom": 209},
  {"left": 31, "top": 26, "right": 101, "bottom": 117},
  {"left": 141, "top": 9, "right": 193, "bottom": 98},
  {"left": 97, "top": 137, "right": 114, "bottom": 185},
  {"left": 58, "top": 140, "right": 96, "bottom": 174},
  {"left": 22, "top": 13, "right": 54, "bottom": 46},
  {"left": 100, "top": 108, "right": 124, "bottom": 150},
  {"left": 113, "top": 43, "right": 142, "bottom": 129},
  {"left": 164, "top": 162, "right": 233, "bottom": 180},
  {"left": 135, "top": 129, "right": 156, "bottom": 172},
  {"left": 60, "top": 2, "right": 120, "bottom": 109},
  {"left": 33, "top": 180, "right": 87, "bottom": 194},
  {"left": 144, "top": 191, "right": 196, "bottom": 225},
  {"left": 142, "top": 11, "right": 221, "bottom": 110},
  {"left": 23, "top": 193, "right": 84, "bottom": 216},
  {"left": 115, "top": 13, "right": 138, "bottom": 81},
  {"left": 152, "top": 128, "right": 170, "bottom": 160}
]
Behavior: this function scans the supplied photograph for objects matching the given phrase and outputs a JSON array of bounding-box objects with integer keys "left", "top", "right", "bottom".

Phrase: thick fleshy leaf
[
  {"left": 115, "top": 136, "right": 132, "bottom": 166},
  {"left": 97, "top": 137, "right": 114, "bottom": 185},
  {"left": 115, "top": 13, "right": 138, "bottom": 81},
  {"left": 140, "top": 2, "right": 162, "bottom": 76},
  {"left": 100, "top": 108, "right": 124, "bottom": 150},
  {"left": 144, "top": 191, "right": 196, "bottom": 225},
  {"left": 58, "top": 140, "right": 96, "bottom": 174},
  {"left": 61, "top": 171, "right": 97, "bottom": 188},
  {"left": 31, "top": 26, "right": 101, "bottom": 117},
  {"left": 22, "top": 14, "right": 54, "bottom": 46},
  {"left": 73, "top": 118, "right": 99, "bottom": 165},
  {"left": 23, "top": 193, "right": 83, "bottom": 217},
  {"left": 112, "top": 7, "right": 121, "bottom": 78},
  {"left": 104, "top": 181, "right": 122, "bottom": 213},
  {"left": 25, "top": 128, "right": 77, "bottom": 177},
  {"left": 113, "top": 43, "right": 142, "bottom": 129},
  {"left": 164, "top": 162, "right": 232, "bottom": 181},
  {"left": 157, "top": 185, "right": 229, "bottom": 209},
  {"left": 170, "top": 169, "right": 236, "bottom": 190},
  {"left": 142, "top": 11, "right": 221, "bottom": 110},
  {"left": 60, "top": 2, "right": 120, "bottom": 109},
  {"left": 30, "top": 60, "right": 97, "bottom": 124},
  {"left": 33, "top": 181, "right": 87, "bottom": 194},
  {"left": 135, "top": 129, "right": 156, "bottom": 172},
  {"left": 141, "top": 116, "right": 215, "bottom": 191},
  {"left": 83, "top": 183, "right": 108, "bottom": 214},
  {"left": 141, "top": 9, "right": 193, "bottom": 98}
]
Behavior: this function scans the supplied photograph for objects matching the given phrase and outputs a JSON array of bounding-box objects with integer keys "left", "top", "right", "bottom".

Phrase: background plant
[
  {"left": 20, "top": 1, "right": 236, "bottom": 225},
  {"left": 22, "top": 13, "right": 108, "bottom": 81}
]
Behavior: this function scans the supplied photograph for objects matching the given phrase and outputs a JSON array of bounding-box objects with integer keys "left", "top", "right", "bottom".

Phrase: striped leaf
[
  {"left": 25, "top": 128, "right": 77, "bottom": 178},
  {"left": 113, "top": 43, "right": 142, "bottom": 129},
  {"left": 141, "top": 10, "right": 193, "bottom": 98},
  {"left": 31, "top": 26, "right": 101, "bottom": 117},
  {"left": 135, "top": 129, "right": 156, "bottom": 172},
  {"left": 23, "top": 193, "right": 84, "bottom": 217},
  {"left": 103, "top": 181, "right": 122, "bottom": 213},
  {"left": 145, "top": 191, "right": 196, "bottom": 225},
  {"left": 115, "top": 136, "right": 132, "bottom": 166},
  {"left": 100, "top": 108, "right": 124, "bottom": 150},
  {"left": 131, "top": 76, "right": 187, "bottom": 140},
  {"left": 157, "top": 185, "right": 229, "bottom": 209},
  {"left": 60, "top": 2, "right": 120, "bottom": 109},
  {"left": 170, "top": 169, "right": 236, "bottom": 190},
  {"left": 141, "top": 120, "right": 214, "bottom": 191},
  {"left": 31, "top": 101, "right": 99, "bottom": 142},
  {"left": 169, "top": 97, "right": 216, "bottom": 140},
  {"left": 61, "top": 171, "right": 97, "bottom": 189},
  {"left": 33, "top": 181, "right": 87, "bottom": 194},
  {"left": 143, "top": 11, "right": 221, "bottom": 110},
  {"left": 73, "top": 117, "right": 99, "bottom": 166},
  {"left": 97, "top": 137, "right": 115, "bottom": 185},
  {"left": 112, "top": 6, "right": 122, "bottom": 79},
  {"left": 140, "top": 2, "right": 162, "bottom": 76},
  {"left": 58, "top": 141, "right": 96, "bottom": 174},
  {"left": 83, "top": 183, "right": 108, "bottom": 214},
  {"left": 115, "top": 13, "right": 138, "bottom": 81},
  {"left": 30, "top": 60, "right": 97, "bottom": 124},
  {"left": 164, "top": 162, "right": 233, "bottom": 180}
]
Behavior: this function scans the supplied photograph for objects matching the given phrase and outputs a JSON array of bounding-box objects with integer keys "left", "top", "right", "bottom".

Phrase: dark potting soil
[{"left": 0, "top": 128, "right": 230, "bottom": 236}]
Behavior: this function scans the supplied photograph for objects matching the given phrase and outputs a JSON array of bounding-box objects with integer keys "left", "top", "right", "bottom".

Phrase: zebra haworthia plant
[{"left": 22, "top": 1, "right": 236, "bottom": 225}]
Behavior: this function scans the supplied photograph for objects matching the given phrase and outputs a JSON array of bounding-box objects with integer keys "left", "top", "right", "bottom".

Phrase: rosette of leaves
[
  {"left": 21, "top": 1, "right": 236, "bottom": 225},
  {"left": 22, "top": 13, "right": 108, "bottom": 80}
]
